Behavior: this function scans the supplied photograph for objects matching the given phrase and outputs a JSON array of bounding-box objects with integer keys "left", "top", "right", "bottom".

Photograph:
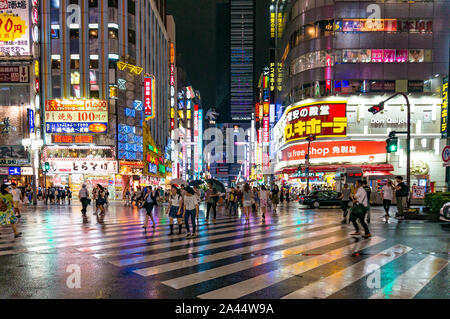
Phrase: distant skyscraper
[{"left": 230, "top": 0, "right": 255, "bottom": 121}]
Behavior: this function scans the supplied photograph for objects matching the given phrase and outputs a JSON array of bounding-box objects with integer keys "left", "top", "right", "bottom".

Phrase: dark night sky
[{"left": 167, "top": 0, "right": 270, "bottom": 121}]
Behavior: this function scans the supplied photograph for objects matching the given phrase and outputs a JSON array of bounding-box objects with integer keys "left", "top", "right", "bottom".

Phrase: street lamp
[
  {"left": 305, "top": 134, "right": 316, "bottom": 195},
  {"left": 370, "top": 92, "right": 411, "bottom": 208},
  {"left": 21, "top": 138, "right": 44, "bottom": 206}
]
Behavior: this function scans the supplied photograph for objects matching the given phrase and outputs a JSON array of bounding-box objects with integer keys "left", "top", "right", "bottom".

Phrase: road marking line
[{"left": 282, "top": 244, "right": 412, "bottom": 299}]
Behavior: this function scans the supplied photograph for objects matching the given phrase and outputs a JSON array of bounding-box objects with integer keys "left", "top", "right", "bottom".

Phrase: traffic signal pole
[{"left": 370, "top": 93, "right": 411, "bottom": 208}]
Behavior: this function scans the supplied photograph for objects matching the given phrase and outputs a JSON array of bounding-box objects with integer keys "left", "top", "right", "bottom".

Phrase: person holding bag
[
  {"left": 0, "top": 184, "right": 22, "bottom": 238},
  {"left": 349, "top": 180, "right": 371, "bottom": 239},
  {"left": 142, "top": 186, "right": 157, "bottom": 229}
]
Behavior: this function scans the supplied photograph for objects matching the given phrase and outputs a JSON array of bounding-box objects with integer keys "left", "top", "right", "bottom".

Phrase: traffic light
[
  {"left": 297, "top": 165, "right": 302, "bottom": 174},
  {"left": 386, "top": 136, "right": 398, "bottom": 153},
  {"left": 368, "top": 103, "right": 384, "bottom": 114},
  {"left": 44, "top": 162, "right": 50, "bottom": 172}
]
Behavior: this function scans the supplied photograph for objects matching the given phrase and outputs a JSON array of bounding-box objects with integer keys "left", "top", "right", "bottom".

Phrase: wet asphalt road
[{"left": 0, "top": 200, "right": 448, "bottom": 299}]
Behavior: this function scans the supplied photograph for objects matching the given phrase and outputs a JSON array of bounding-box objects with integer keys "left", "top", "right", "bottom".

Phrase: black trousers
[
  {"left": 206, "top": 202, "right": 217, "bottom": 220},
  {"left": 383, "top": 199, "right": 391, "bottom": 215},
  {"left": 341, "top": 200, "right": 350, "bottom": 217},
  {"left": 80, "top": 198, "right": 89, "bottom": 215},
  {"left": 351, "top": 209, "right": 370, "bottom": 235}
]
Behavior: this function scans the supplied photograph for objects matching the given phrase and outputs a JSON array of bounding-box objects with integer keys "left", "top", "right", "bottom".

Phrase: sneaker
[
  {"left": 186, "top": 233, "right": 191, "bottom": 238},
  {"left": 350, "top": 232, "right": 361, "bottom": 236},
  {"left": 362, "top": 234, "right": 372, "bottom": 239},
  {"left": 191, "top": 233, "right": 197, "bottom": 238},
  {"left": 14, "top": 232, "right": 22, "bottom": 238}
]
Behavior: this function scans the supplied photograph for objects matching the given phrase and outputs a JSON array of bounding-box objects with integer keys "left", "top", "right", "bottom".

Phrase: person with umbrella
[
  {"left": 205, "top": 182, "right": 219, "bottom": 224},
  {"left": 167, "top": 185, "right": 184, "bottom": 235}
]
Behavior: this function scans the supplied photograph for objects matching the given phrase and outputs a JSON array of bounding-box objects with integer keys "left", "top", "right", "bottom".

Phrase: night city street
[
  {"left": 0, "top": 0, "right": 449, "bottom": 311},
  {"left": 0, "top": 201, "right": 448, "bottom": 299}
]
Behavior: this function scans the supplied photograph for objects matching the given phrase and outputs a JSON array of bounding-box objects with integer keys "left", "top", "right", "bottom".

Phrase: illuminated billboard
[
  {"left": 284, "top": 101, "right": 347, "bottom": 143},
  {"left": 0, "top": 0, "right": 31, "bottom": 57},
  {"left": 144, "top": 75, "right": 156, "bottom": 119},
  {"left": 45, "top": 99, "right": 108, "bottom": 134}
]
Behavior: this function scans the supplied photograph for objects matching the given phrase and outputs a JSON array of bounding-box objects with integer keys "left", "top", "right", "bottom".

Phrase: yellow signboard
[{"left": 0, "top": 13, "right": 27, "bottom": 41}]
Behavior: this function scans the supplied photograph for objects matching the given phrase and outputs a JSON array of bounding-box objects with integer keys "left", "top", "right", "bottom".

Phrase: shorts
[
  {"left": 243, "top": 200, "right": 252, "bottom": 208},
  {"left": 13, "top": 201, "right": 19, "bottom": 209},
  {"left": 169, "top": 206, "right": 182, "bottom": 218}
]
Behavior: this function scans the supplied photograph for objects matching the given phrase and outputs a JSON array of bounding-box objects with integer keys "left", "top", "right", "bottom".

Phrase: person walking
[
  {"left": 259, "top": 185, "right": 269, "bottom": 222},
  {"left": 78, "top": 184, "right": 90, "bottom": 217},
  {"left": 228, "top": 187, "right": 238, "bottom": 216},
  {"left": 124, "top": 188, "right": 131, "bottom": 206},
  {"left": 381, "top": 180, "right": 395, "bottom": 220},
  {"left": 205, "top": 182, "right": 218, "bottom": 224},
  {"left": 271, "top": 185, "right": 280, "bottom": 214},
  {"left": 167, "top": 185, "right": 183, "bottom": 235},
  {"left": 394, "top": 176, "right": 409, "bottom": 220},
  {"left": 362, "top": 180, "right": 372, "bottom": 223},
  {"left": 349, "top": 180, "right": 371, "bottom": 238},
  {"left": 142, "top": 186, "right": 158, "bottom": 229},
  {"left": 10, "top": 183, "right": 22, "bottom": 218},
  {"left": 252, "top": 187, "right": 259, "bottom": 213},
  {"left": 67, "top": 187, "right": 72, "bottom": 205},
  {"left": 339, "top": 183, "right": 351, "bottom": 224},
  {"left": 242, "top": 183, "right": 253, "bottom": 222},
  {"left": 183, "top": 187, "right": 199, "bottom": 237},
  {"left": 95, "top": 185, "right": 107, "bottom": 217},
  {"left": 0, "top": 184, "right": 22, "bottom": 238}
]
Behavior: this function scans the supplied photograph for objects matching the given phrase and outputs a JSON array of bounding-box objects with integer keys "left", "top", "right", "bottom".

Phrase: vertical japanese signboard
[
  {"left": 0, "top": 0, "right": 31, "bottom": 57},
  {"left": 144, "top": 75, "right": 155, "bottom": 119},
  {"left": 194, "top": 104, "right": 199, "bottom": 175},
  {"left": 441, "top": 76, "right": 449, "bottom": 138}
]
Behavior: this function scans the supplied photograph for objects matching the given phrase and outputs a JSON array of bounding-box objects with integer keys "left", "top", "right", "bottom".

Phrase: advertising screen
[
  {"left": 45, "top": 99, "right": 108, "bottom": 134},
  {"left": 284, "top": 101, "right": 347, "bottom": 143},
  {"left": 0, "top": 0, "right": 31, "bottom": 56}
]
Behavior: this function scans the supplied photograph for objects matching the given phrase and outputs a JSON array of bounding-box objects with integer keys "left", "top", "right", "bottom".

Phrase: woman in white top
[
  {"left": 183, "top": 187, "right": 199, "bottom": 237},
  {"left": 381, "top": 180, "right": 394, "bottom": 218},
  {"left": 350, "top": 180, "right": 371, "bottom": 238},
  {"left": 259, "top": 185, "right": 269, "bottom": 222},
  {"left": 167, "top": 185, "right": 183, "bottom": 235},
  {"left": 242, "top": 183, "right": 253, "bottom": 222}
]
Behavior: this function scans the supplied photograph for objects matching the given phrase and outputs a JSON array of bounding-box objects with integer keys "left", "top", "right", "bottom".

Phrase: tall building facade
[
  {"left": 272, "top": 0, "right": 450, "bottom": 192},
  {"left": 39, "top": 0, "right": 170, "bottom": 197},
  {"left": 230, "top": 0, "right": 255, "bottom": 121}
]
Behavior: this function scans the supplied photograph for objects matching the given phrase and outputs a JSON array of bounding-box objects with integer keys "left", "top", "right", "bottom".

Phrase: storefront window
[{"left": 409, "top": 49, "right": 424, "bottom": 63}]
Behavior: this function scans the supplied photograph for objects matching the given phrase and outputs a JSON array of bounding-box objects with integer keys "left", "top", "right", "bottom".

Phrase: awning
[{"left": 276, "top": 164, "right": 394, "bottom": 175}]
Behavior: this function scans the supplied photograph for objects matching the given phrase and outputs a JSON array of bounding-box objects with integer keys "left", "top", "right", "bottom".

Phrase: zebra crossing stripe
[
  {"left": 197, "top": 236, "right": 385, "bottom": 299},
  {"left": 369, "top": 255, "right": 449, "bottom": 299},
  {"left": 92, "top": 216, "right": 331, "bottom": 259},
  {"left": 281, "top": 244, "right": 412, "bottom": 299},
  {"left": 136, "top": 226, "right": 343, "bottom": 277},
  {"left": 161, "top": 230, "right": 351, "bottom": 289},
  {"left": 108, "top": 222, "right": 338, "bottom": 267}
]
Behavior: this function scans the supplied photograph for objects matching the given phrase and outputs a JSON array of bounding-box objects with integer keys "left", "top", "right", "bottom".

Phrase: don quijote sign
[{"left": 370, "top": 117, "right": 407, "bottom": 128}]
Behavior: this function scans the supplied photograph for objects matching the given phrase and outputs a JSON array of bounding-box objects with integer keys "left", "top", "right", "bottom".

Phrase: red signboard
[
  {"left": 45, "top": 99, "right": 107, "bottom": 111},
  {"left": 52, "top": 135, "right": 94, "bottom": 144},
  {"left": 263, "top": 117, "right": 270, "bottom": 144},
  {"left": 284, "top": 101, "right": 347, "bottom": 143},
  {"left": 282, "top": 140, "right": 386, "bottom": 161},
  {"left": 144, "top": 76, "right": 155, "bottom": 119}
]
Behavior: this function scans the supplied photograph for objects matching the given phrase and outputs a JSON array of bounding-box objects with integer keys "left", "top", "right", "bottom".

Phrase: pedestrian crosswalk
[{"left": 1, "top": 209, "right": 448, "bottom": 299}]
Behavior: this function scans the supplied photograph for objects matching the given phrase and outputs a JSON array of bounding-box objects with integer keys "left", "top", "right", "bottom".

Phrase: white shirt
[
  {"left": 184, "top": 195, "right": 198, "bottom": 211},
  {"left": 354, "top": 187, "right": 368, "bottom": 207},
  {"left": 11, "top": 188, "right": 21, "bottom": 201},
  {"left": 382, "top": 185, "right": 394, "bottom": 201},
  {"left": 170, "top": 194, "right": 182, "bottom": 207}
]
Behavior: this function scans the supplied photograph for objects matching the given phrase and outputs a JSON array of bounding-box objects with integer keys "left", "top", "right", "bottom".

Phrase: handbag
[
  {"left": 349, "top": 203, "right": 366, "bottom": 221},
  {"left": 0, "top": 198, "right": 7, "bottom": 211}
]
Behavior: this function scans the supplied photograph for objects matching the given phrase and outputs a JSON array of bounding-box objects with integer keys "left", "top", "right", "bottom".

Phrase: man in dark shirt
[
  {"left": 395, "top": 176, "right": 408, "bottom": 219},
  {"left": 362, "top": 180, "right": 372, "bottom": 223}
]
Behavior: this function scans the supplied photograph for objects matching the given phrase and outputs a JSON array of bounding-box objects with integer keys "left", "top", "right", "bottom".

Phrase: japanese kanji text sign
[
  {"left": 47, "top": 160, "right": 118, "bottom": 174},
  {"left": 144, "top": 75, "right": 156, "bottom": 119},
  {"left": 284, "top": 101, "right": 347, "bottom": 143},
  {"left": 0, "top": 0, "right": 30, "bottom": 56},
  {"left": 441, "top": 76, "right": 448, "bottom": 138},
  {"left": 45, "top": 99, "right": 108, "bottom": 134}
]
